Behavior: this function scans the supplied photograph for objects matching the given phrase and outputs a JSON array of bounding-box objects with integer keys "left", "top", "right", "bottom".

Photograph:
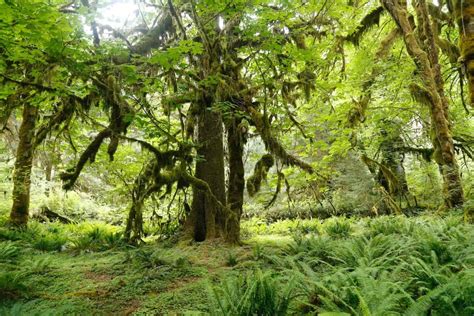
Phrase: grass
[{"left": 0, "top": 213, "right": 472, "bottom": 315}]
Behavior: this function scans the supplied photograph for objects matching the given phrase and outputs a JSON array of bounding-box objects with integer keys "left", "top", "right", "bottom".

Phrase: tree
[
  {"left": 0, "top": 0, "right": 90, "bottom": 225},
  {"left": 381, "top": 0, "right": 464, "bottom": 208},
  {"left": 450, "top": 0, "right": 474, "bottom": 108}
]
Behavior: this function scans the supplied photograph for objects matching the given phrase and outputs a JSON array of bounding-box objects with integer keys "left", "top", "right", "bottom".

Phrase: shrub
[
  {"left": 0, "top": 302, "right": 29, "bottom": 316},
  {"left": 286, "top": 235, "right": 336, "bottom": 269},
  {"left": 124, "top": 248, "right": 190, "bottom": 271},
  {"left": 297, "top": 264, "right": 409, "bottom": 315},
  {"left": 102, "top": 231, "right": 126, "bottom": 249},
  {"left": 365, "top": 215, "right": 408, "bottom": 237},
  {"left": 252, "top": 244, "right": 266, "bottom": 261},
  {"left": 69, "top": 224, "right": 124, "bottom": 252},
  {"left": 405, "top": 268, "right": 474, "bottom": 315},
  {"left": 333, "top": 235, "right": 414, "bottom": 270},
  {"left": 0, "top": 228, "right": 24, "bottom": 242}
]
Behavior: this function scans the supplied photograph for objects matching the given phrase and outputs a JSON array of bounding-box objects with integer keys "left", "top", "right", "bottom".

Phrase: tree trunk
[
  {"left": 377, "top": 133, "right": 410, "bottom": 197},
  {"left": 125, "top": 201, "right": 144, "bottom": 243},
  {"left": 10, "top": 104, "right": 38, "bottom": 226},
  {"left": 124, "top": 159, "right": 158, "bottom": 243},
  {"left": 186, "top": 102, "right": 226, "bottom": 241},
  {"left": 225, "top": 118, "right": 245, "bottom": 244},
  {"left": 452, "top": 0, "right": 474, "bottom": 108},
  {"left": 381, "top": 0, "right": 464, "bottom": 208}
]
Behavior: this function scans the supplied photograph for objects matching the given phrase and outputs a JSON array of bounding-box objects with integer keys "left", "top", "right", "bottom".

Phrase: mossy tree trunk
[
  {"left": 452, "top": 0, "right": 474, "bottom": 108},
  {"left": 124, "top": 160, "right": 157, "bottom": 243},
  {"left": 382, "top": 0, "right": 464, "bottom": 208},
  {"left": 225, "top": 117, "right": 245, "bottom": 244},
  {"left": 186, "top": 97, "right": 227, "bottom": 241},
  {"left": 377, "top": 133, "right": 410, "bottom": 198},
  {"left": 10, "top": 104, "right": 38, "bottom": 226}
]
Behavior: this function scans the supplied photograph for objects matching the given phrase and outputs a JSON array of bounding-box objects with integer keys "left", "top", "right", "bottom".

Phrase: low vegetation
[{"left": 1, "top": 212, "right": 472, "bottom": 315}]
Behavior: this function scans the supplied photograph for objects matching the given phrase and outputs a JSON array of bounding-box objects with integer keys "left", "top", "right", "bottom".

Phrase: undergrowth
[{"left": 0, "top": 213, "right": 472, "bottom": 315}]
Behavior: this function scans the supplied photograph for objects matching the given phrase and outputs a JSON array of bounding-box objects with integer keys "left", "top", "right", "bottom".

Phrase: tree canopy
[{"left": 1, "top": 0, "right": 474, "bottom": 314}]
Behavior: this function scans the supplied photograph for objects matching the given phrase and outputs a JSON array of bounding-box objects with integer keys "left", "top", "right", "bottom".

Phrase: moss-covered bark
[
  {"left": 124, "top": 160, "right": 158, "bottom": 243},
  {"left": 185, "top": 99, "right": 226, "bottom": 241},
  {"left": 382, "top": 0, "right": 464, "bottom": 208},
  {"left": 451, "top": 0, "right": 474, "bottom": 108},
  {"left": 225, "top": 118, "right": 246, "bottom": 244},
  {"left": 10, "top": 104, "right": 38, "bottom": 226},
  {"left": 377, "top": 132, "right": 409, "bottom": 198}
]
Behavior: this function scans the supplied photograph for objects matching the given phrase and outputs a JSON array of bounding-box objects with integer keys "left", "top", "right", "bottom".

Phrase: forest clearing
[{"left": 0, "top": 0, "right": 473, "bottom": 315}]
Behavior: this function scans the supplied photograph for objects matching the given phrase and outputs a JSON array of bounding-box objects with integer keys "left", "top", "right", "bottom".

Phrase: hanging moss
[
  {"left": 246, "top": 106, "right": 313, "bottom": 173},
  {"left": 382, "top": 0, "right": 465, "bottom": 208},
  {"left": 346, "top": 6, "right": 385, "bottom": 46},
  {"left": 451, "top": 0, "right": 474, "bottom": 108},
  {"left": 247, "top": 154, "right": 274, "bottom": 197},
  {"left": 409, "top": 83, "right": 432, "bottom": 106}
]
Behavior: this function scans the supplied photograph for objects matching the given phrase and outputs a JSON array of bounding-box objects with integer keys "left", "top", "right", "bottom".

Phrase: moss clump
[{"left": 247, "top": 154, "right": 274, "bottom": 197}]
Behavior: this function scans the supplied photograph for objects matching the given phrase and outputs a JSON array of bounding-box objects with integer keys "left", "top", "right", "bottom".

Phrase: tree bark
[
  {"left": 10, "top": 104, "right": 38, "bottom": 226},
  {"left": 186, "top": 100, "right": 226, "bottom": 241},
  {"left": 452, "top": 0, "right": 474, "bottom": 108},
  {"left": 225, "top": 118, "right": 245, "bottom": 244},
  {"left": 381, "top": 0, "right": 464, "bottom": 208},
  {"left": 124, "top": 159, "right": 158, "bottom": 243},
  {"left": 377, "top": 133, "right": 409, "bottom": 198}
]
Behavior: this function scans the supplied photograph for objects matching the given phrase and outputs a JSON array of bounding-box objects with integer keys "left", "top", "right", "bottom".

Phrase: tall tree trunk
[
  {"left": 452, "top": 0, "right": 474, "bottom": 108},
  {"left": 10, "top": 104, "right": 38, "bottom": 226},
  {"left": 225, "top": 117, "right": 245, "bottom": 244},
  {"left": 382, "top": 0, "right": 464, "bottom": 208},
  {"left": 186, "top": 101, "right": 226, "bottom": 241}
]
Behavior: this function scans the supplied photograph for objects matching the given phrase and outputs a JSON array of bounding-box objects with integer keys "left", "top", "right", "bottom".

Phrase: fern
[
  {"left": 324, "top": 218, "right": 352, "bottom": 239},
  {"left": 0, "top": 242, "right": 20, "bottom": 262},
  {"left": 209, "top": 270, "right": 296, "bottom": 316},
  {"left": 0, "top": 271, "right": 28, "bottom": 301},
  {"left": 32, "top": 234, "right": 66, "bottom": 252},
  {"left": 22, "top": 257, "right": 53, "bottom": 274}
]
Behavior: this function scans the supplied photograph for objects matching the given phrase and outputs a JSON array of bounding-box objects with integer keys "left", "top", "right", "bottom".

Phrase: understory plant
[{"left": 209, "top": 269, "right": 296, "bottom": 316}]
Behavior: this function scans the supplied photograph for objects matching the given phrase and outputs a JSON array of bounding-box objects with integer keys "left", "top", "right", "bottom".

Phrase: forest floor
[{"left": 0, "top": 212, "right": 473, "bottom": 315}]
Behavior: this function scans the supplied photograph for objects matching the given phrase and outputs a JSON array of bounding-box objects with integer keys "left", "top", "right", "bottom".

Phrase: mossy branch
[
  {"left": 361, "top": 154, "right": 400, "bottom": 195},
  {"left": 247, "top": 154, "right": 274, "bottom": 197},
  {"left": 60, "top": 128, "right": 112, "bottom": 190},
  {"left": 247, "top": 106, "right": 313, "bottom": 174}
]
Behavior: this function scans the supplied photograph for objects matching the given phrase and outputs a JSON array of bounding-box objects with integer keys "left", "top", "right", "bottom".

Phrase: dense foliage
[{"left": 0, "top": 0, "right": 473, "bottom": 314}]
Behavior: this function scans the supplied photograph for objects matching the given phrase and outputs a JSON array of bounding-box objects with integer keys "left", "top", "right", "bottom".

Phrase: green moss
[{"left": 0, "top": 215, "right": 472, "bottom": 314}]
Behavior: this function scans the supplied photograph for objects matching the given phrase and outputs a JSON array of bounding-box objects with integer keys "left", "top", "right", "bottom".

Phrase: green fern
[
  {"left": 22, "top": 257, "right": 53, "bottom": 274},
  {"left": 324, "top": 218, "right": 352, "bottom": 239},
  {"left": 32, "top": 233, "right": 67, "bottom": 252},
  {"left": 0, "top": 271, "right": 28, "bottom": 301},
  {"left": 209, "top": 269, "right": 296, "bottom": 316},
  {"left": 0, "top": 242, "right": 20, "bottom": 262},
  {"left": 70, "top": 235, "right": 95, "bottom": 252}
]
